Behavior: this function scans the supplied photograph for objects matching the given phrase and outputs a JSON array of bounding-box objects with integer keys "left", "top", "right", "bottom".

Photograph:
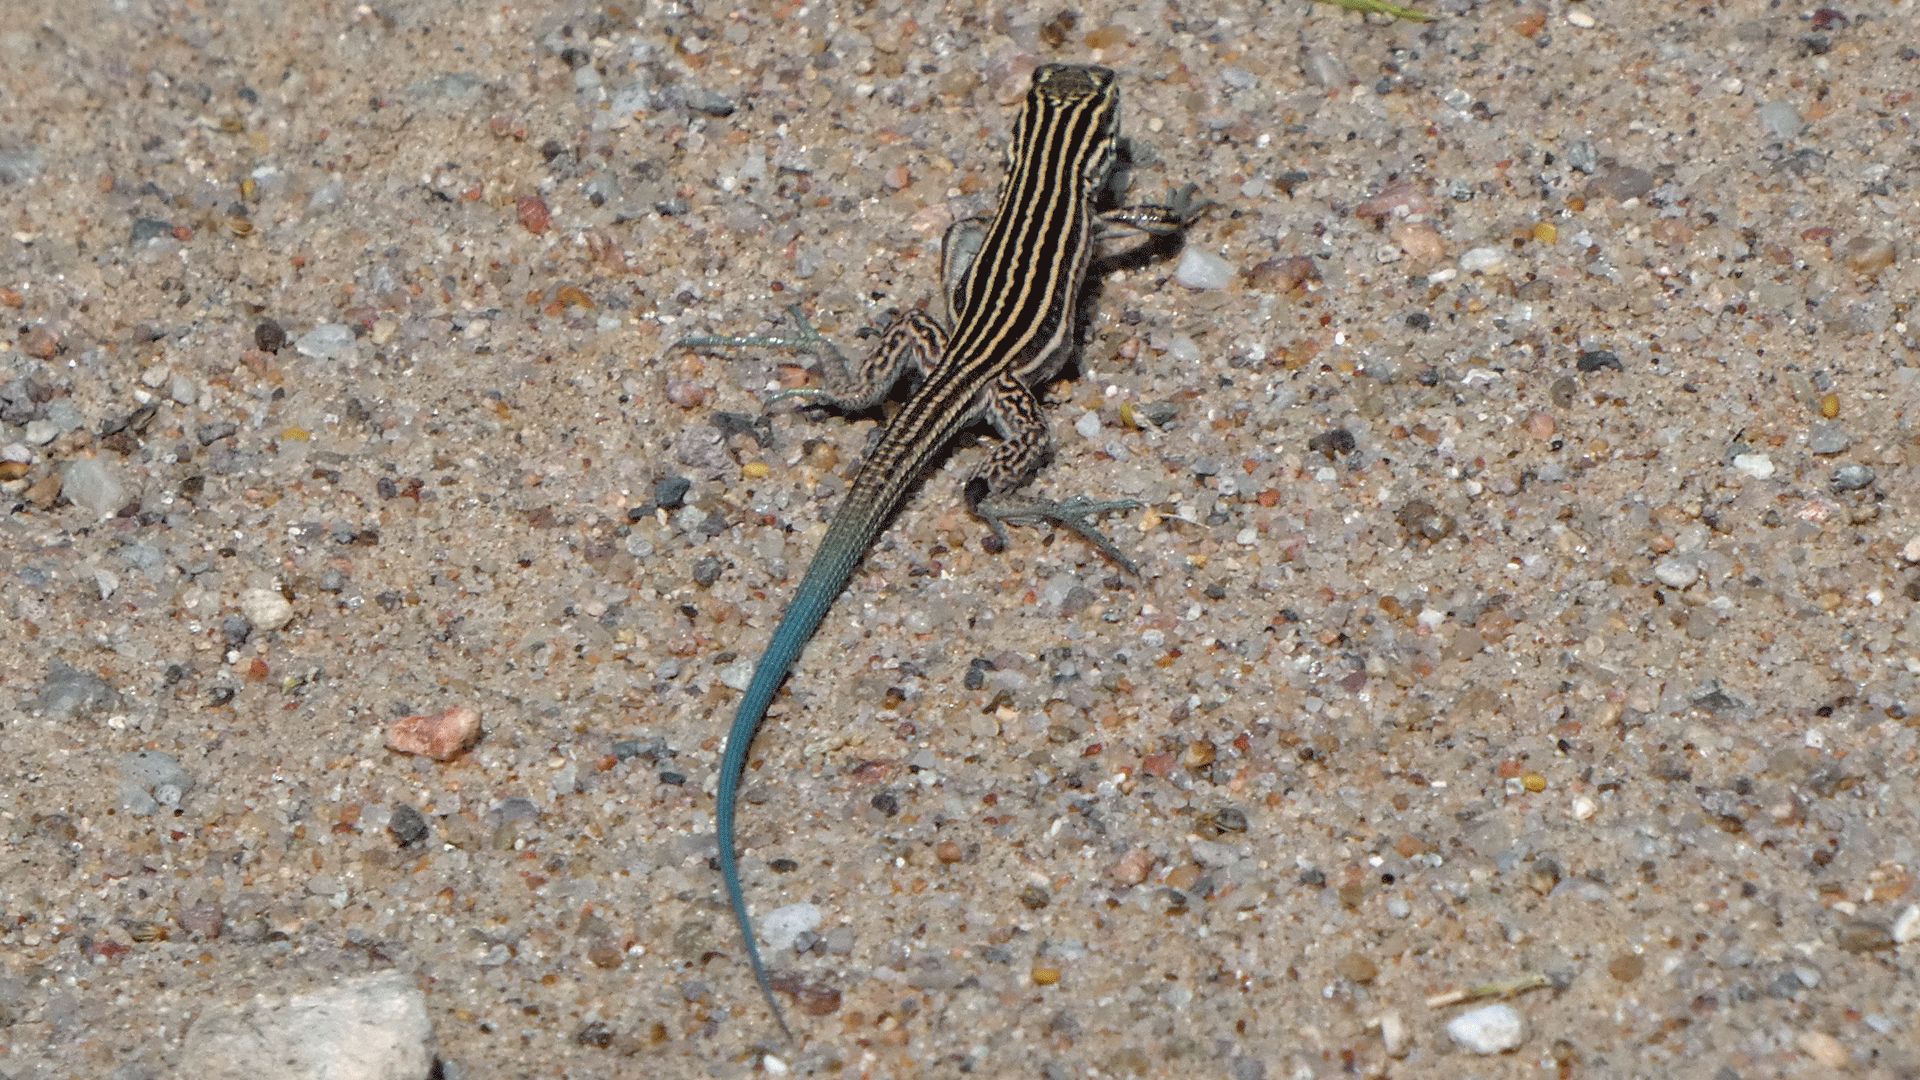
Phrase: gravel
[{"left": 0, "top": 3, "right": 1914, "bottom": 1078}]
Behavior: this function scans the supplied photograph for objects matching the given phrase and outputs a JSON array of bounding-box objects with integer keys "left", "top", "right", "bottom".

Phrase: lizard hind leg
[
  {"left": 679, "top": 304, "right": 947, "bottom": 413},
  {"left": 966, "top": 374, "right": 1141, "bottom": 574}
]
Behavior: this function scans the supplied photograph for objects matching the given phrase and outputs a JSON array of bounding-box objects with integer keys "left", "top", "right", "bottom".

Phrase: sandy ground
[{"left": 0, "top": 0, "right": 1917, "bottom": 1077}]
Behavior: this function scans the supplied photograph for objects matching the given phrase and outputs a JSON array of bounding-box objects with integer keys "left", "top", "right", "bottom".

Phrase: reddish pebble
[
  {"left": 21, "top": 326, "right": 60, "bottom": 359},
  {"left": 1526, "top": 412, "right": 1556, "bottom": 440},
  {"left": 386, "top": 705, "right": 483, "bottom": 761},
  {"left": 1142, "top": 752, "right": 1177, "bottom": 778},
  {"left": 1356, "top": 180, "right": 1434, "bottom": 224},
  {"left": 517, "top": 195, "right": 551, "bottom": 234},
  {"left": 1111, "top": 847, "right": 1153, "bottom": 886},
  {"left": 177, "top": 902, "right": 225, "bottom": 938},
  {"left": 665, "top": 380, "right": 708, "bottom": 408},
  {"left": 883, "top": 164, "right": 911, "bottom": 191}
]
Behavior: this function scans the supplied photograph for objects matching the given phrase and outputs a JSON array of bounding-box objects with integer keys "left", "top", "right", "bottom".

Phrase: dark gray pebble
[
  {"left": 1831, "top": 464, "right": 1875, "bottom": 492},
  {"left": 653, "top": 475, "right": 691, "bottom": 510},
  {"left": 388, "top": 803, "right": 430, "bottom": 846}
]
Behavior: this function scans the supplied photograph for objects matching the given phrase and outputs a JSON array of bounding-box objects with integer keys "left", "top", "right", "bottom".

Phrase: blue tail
[{"left": 716, "top": 516, "right": 872, "bottom": 1040}]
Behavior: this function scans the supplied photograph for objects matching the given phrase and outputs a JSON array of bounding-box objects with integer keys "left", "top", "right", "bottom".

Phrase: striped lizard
[{"left": 679, "top": 63, "right": 1208, "bottom": 1038}]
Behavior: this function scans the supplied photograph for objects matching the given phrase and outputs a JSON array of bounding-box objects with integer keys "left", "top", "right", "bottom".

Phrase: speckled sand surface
[{"left": 1, "top": 1, "right": 1917, "bottom": 1077}]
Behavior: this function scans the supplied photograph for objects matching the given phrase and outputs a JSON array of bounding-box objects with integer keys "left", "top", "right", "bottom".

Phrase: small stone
[
  {"left": 1806, "top": 424, "right": 1850, "bottom": 455},
  {"left": 1386, "top": 895, "right": 1411, "bottom": 918},
  {"left": 1731, "top": 453, "right": 1775, "bottom": 479},
  {"left": 22, "top": 419, "right": 58, "bottom": 445},
  {"left": 1300, "top": 49, "right": 1348, "bottom": 88},
  {"left": 760, "top": 902, "right": 822, "bottom": 953},
  {"left": 1758, "top": 100, "right": 1802, "bottom": 139},
  {"left": 178, "top": 971, "right": 432, "bottom": 1080},
  {"left": 1830, "top": 464, "right": 1875, "bottom": 492},
  {"left": 1795, "top": 1031, "right": 1848, "bottom": 1069},
  {"left": 385, "top": 705, "right": 483, "bottom": 760},
  {"left": 1607, "top": 953, "right": 1645, "bottom": 982},
  {"left": 177, "top": 902, "right": 225, "bottom": 939},
  {"left": 1446, "top": 1004, "right": 1526, "bottom": 1054},
  {"left": 1378, "top": 1011, "right": 1410, "bottom": 1057},
  {"left": 1653, "top": 558, "right": 1697, "bottom": 589},
  {"left": 1074, "top": 410, "right": 1102, "bottom": 439},
  {"left": 120, "top": 750, "right": 194, "bottom": 815},
  {"left": 1840, "top": 236, "right": 1895, "bottom": 275},
  {"left": 254, "top": 319, "right": 287, "bottom": 352},
  {"left": 1174, "top": 247, "right": 1235, "bottom": 290},
  {"left": 63, "top": 457, "right": 129, "bottom": 517},
  {"left": 35, "top": 660, "right": 121, "bottom": 720},
  {"left": 717, "top": 656, "right": 754, "bottom": 692},
  {"left": 130, "top": 217, "right": 172, "bottom": 244},
  {"left": 1457, "top": 246, "right": 1507, "bottom": 273},
  {"left": 1891, "top": 904, "right": 1920, "bottom": 944},
  {"left": 293, "top": 323, "right": 356, "bottom": 361},
  {"left": 1837, "top": 922, "right": 1894, "bottom": 953},
  {"left": 388, "top": 803, "right": 431, "bottom": 846},
  {"left": 241, "top": 588, "right": 294, "bottom": 632},
  {"left": 1111, "top": 847, "right": 1153, "bottom": 886},
  {"left": 1336, "top": 952, "right": 1378, "bottom": 982},
  {"left": 683, "top": 87, "right": 736, "bottom": 116},
  {"left": 1901, "top": 537, "right": 1920, "bottom": 565}
]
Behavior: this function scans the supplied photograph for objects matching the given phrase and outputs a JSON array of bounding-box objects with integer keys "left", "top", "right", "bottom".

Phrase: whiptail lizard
[{"left": 678, "top": 63, "right": 1208, "bottom": 1038}]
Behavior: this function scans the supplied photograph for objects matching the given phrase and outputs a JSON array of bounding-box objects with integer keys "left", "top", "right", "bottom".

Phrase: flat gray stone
[{"left": 178, "top": 971, "right": 433, "bottom": 1080}]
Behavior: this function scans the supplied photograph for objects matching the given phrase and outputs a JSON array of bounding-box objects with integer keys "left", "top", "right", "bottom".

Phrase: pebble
[
  {"left": 385, "top": 705, "right": 483, "bottom": 760},
  {"left": 63, "top": 457, "right": 128, "bottom": 517},
  {"left": 1830, "top": 464, "right": 1874, "bottom": 492},
  {"left": 761, "top": 902, "right": 822, "bottom": 953},
  {"left": 34, "top": 659, "right": 121, "bottom": 720},
  {"left": 241, "top": 587, "right": 294, "bottom": 632},
  {"left": 1300, "top": 50, "right": 1349, "bottom": 89},
  {"left": 1806, "top": 423, "right": 1850, "bottom": 455},
  {"left": 120, "top": 750, "right": 194, "bottom": 816},
  {"left": 1795, "top": 1031, "right": 1848, "bottom": 1069},
  {"left": 1378, "top": 1011, "right": 1410, "bottom": 1057},
  {"left": 717, "top": 656, "right": 754, "bottom": 692},
  {"left": 294, "top": 323, "right": 357, "bottom": 361},
  {"left": 1730, "top": 453, "right": 1775, "bottom": 479},
  {"left": 1174, "top": 247, "right": 1234, "bottom": 290},
  {"left": 178, "top": 971, "right": 431, "bottom": 1080},
  {"left": 22, "top": 418, "right": 58, "bottom": 444},
  {"left": 1457, "top": 246, "right": 1506, "bottom": 273},
  {"left": 1892, "top": 903, "right": 1920, "bottom": 944},
  {"left": 1386, "top": 895, "right": 1412, "bottom": 918},
  {"left": 1901, "top": 536, "right": 1920, "bottom": 565},
  {"left": 1652, "top": 558, "right": 1697, "bottom": 589},
  {"left": 1446, "top": 1004, "right": 1526, "bottom": 1054},
  {"left": 1074, "top": 410, "right": 1102, "bottom": 439},
  {"left": 1758, "top": 100, "right": 1802, "bottom": 139}
]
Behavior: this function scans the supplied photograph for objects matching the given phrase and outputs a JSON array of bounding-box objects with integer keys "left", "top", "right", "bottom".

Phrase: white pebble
[
  {"left": 1891, "top": 904, "right": 1919, "bottom": 944},
  {"left": 1457, "top": 246, "right": 1507, "bottom": 274},
  {"left": 1731, "top": 453, "right": 1775, "bottom": 479},
  {"left": 760, "top": 902, "right": 822, "bottom": 953},
  {"left": 1565, "top": 9, "right": 1595, "bottom": 27},
  {"left": 241, "top": 587, "right": 295, "bottom": 631},
  {"left": 1900, "top": 536, "right": 1920, "bottom": 564},
  {"left": 1378, "top": 1011, "right": 1410, "bottom": 1057},
  {"left": 1758, "top": 100, "right": 1801, "bottom": 140},
  {"left": 1571, "top": 795, "right": 1597, "bottom": 821},
  {"left": 1174, "top": 247, "right": 1235, "bottom": 290},
  {"left": 22, "top": 419, "right": 58, "bottom": 445},
  {"left": 1652, "top": 559, "right": 1697, "bottom": 590},
  {"left": 1386, "top": 895, "right": 1411, "bottom": 918},
  {"left": 1446, "top": 1004, "right": 1526, "bottom": 1054},
  {"left": 63, "top": 458, "right": 128, "bottom": 518},
  {"left": 718, "top": 656, "right": 755, "bottom": 692},
  {"left": 294, "top": 323, "right": 357, "bottom": 361},
  {"left": 1074, "top": 410, "right": 1102, "bottom": 439}
]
